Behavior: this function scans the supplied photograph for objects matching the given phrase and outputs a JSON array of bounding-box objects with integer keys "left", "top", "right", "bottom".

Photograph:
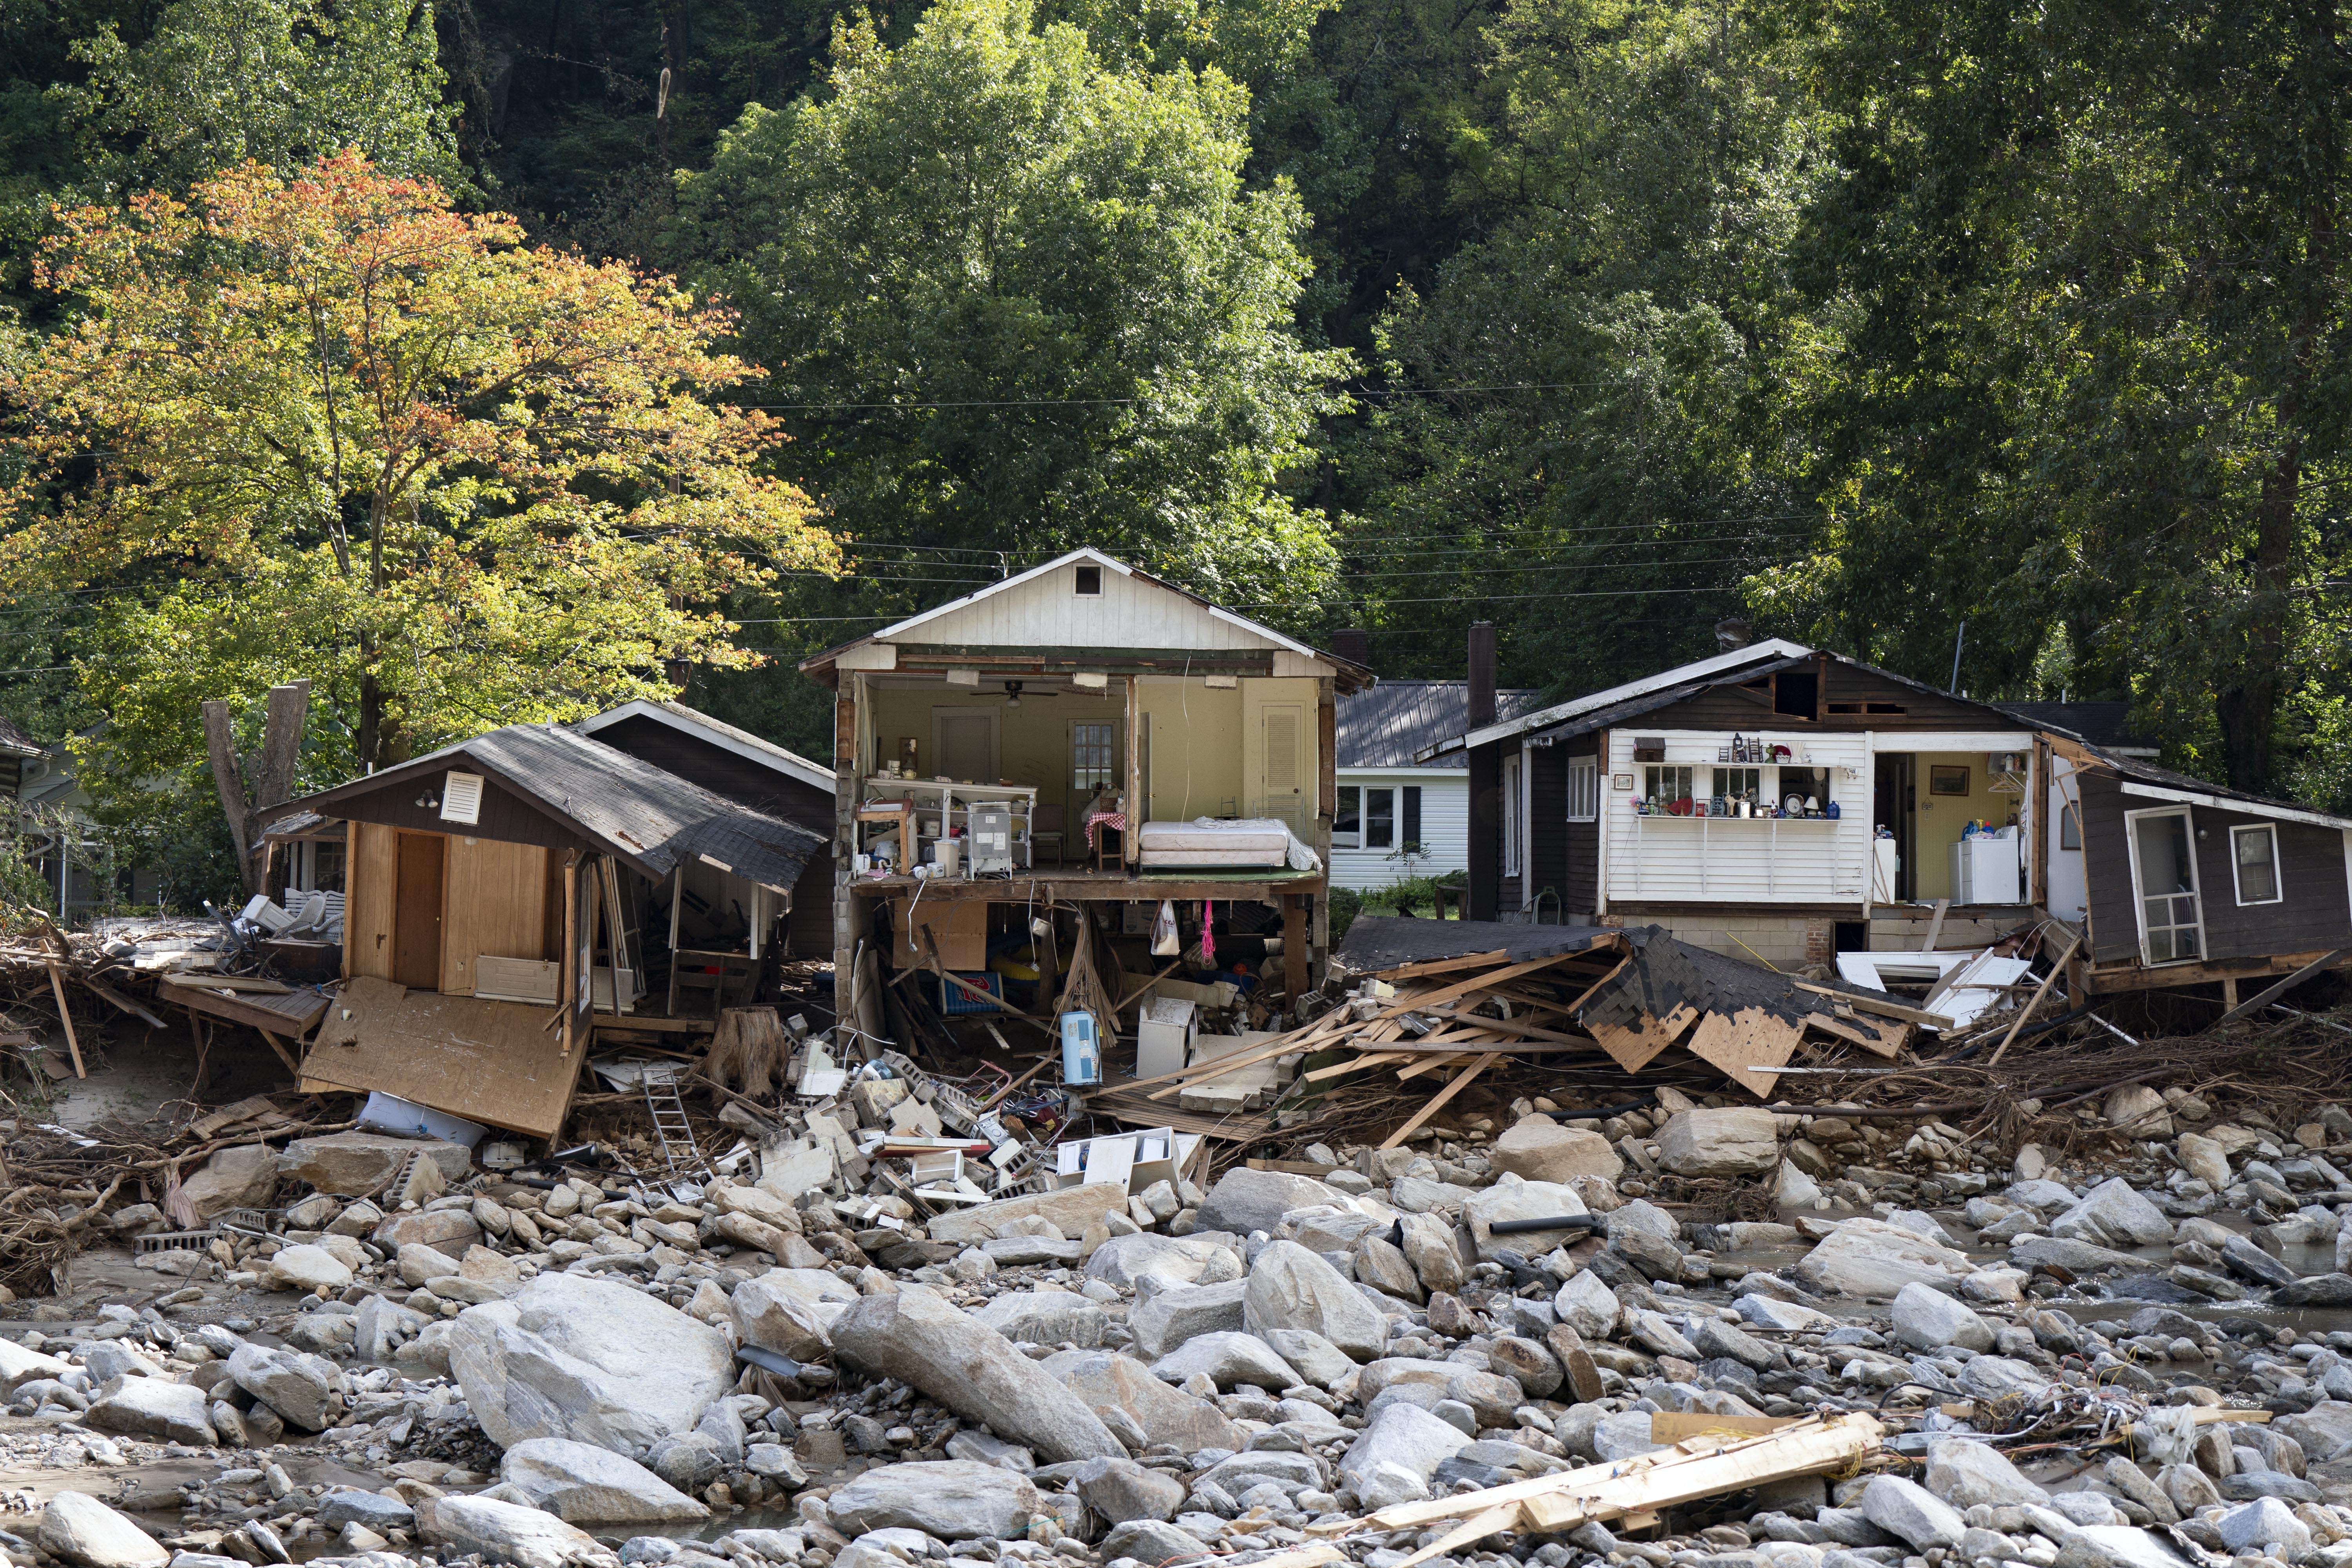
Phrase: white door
[
  {"left": 1260, "top": 704, "right": 1305, "bottom": 830},
  {"left": 2047, "top": 759, "right": 2087, "bottom": 921},
  {"left": 2125, "top": 806, "right": 2204, "bottom": 964}
]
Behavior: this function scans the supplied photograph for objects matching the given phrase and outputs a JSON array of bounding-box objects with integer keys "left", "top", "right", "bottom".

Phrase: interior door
[
  {"left": 934, "top": 710, "right": 998, "bottom": 783},
  {"left": 392, "top": 832, "right": 445, "bottom": 989},
  {"left": 1261, "top": 703, "right": 1305, "bottom": 830},
  {"left": 1872, "top": 754, "right": 1914, "bottom": 901}
]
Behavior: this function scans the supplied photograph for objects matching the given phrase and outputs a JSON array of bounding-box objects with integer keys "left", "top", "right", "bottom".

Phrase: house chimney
[
  {"left": 1468, "top": 621, "right": 1497, "bottom": 728},
  {"left": 1330, "top": 628, "right": 1372, "bottom": 672},
  {"left": 1715, "top": 616, "right": 1754, "bottom": 652}
]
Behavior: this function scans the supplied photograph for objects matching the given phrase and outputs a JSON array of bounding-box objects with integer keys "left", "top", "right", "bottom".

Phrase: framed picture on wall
[{"left": 1929, "top": 764, "right": 1971, "bottom": 796}]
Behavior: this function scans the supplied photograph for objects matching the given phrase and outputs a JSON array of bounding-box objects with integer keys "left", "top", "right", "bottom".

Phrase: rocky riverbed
[{"left": 9, "top": 1089, "right": 2352, "bottom": 1568}]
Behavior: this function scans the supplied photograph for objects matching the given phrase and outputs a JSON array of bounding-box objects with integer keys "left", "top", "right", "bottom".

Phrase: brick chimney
[
  {"left": 1330, "top": 628, "right": 1372, "bottom": 672},
  {"left": 1467, "top": 621, "right": 1497, "bottom": 728}
]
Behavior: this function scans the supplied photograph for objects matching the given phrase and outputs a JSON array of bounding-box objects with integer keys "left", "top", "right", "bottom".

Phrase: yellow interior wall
[
  {"left": 1908, "top": 750, "right": 2020, "bottom": 900},
  {"left": 1139, "top": 678, "right": 1243, "bottom": 820},
  {"left": 1241, "top": 677, "right": 1319, "bottom": 829}
]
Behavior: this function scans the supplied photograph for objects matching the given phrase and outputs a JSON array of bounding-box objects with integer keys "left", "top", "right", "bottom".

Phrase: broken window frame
[{"left": 2123, "top": 804, "right": 2206, "bottom": 965}]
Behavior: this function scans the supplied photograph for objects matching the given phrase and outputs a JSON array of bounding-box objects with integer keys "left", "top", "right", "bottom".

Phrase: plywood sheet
[
  {"left": 347, "top": 822, "right": 398, "bottom": 982},
  {"left": 441, "top": 837, "right": 552, "bottom": 995},
  {"left": 1683, "top": 1006, "right": 1805, "bottom": 1098},
  {"left": 1592, "top": 1013, "right": 1682, "bottom": 1074},
  {"left": 301, "top": 975, "right": 585, "bottom": 1138}
]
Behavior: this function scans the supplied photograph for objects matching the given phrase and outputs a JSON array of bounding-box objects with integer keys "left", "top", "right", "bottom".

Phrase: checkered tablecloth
[{"left": 1085, "top": 810, "right": 1127, "bottom": 849}]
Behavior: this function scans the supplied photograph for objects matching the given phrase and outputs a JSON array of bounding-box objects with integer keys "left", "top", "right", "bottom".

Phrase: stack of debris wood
[{"left": 1105, "top": 920, "right": 1944, "bottom": 1149}]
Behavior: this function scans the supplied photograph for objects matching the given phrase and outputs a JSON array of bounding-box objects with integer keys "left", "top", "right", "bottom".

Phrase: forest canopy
[{"left": 0, "top": 0, "right": 2347, "bottom": 904}]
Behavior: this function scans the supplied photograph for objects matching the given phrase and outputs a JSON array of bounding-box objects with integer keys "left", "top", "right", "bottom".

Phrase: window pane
[
  {"left": 1073, "top": 723, "right": 1115, "bottom": 789},
  {"left": 1715, "top": 767, "right": 1762, "bottom": 804},
  {"left": 1367, "top": 789, "right": 1394, "bottom": 848},
  {"left": 1645, "top": 765, "right": 1693, "bottom": 803},
  {"left": 1335, "top": 786, "right": 1360, "bottom": 840},
  {"left": 2060, "top": 803, "right": 2081, "bottom": 851},
  {"left": 2236, "top": 828, "right": 2278, "bottom": 902},
  {"left": 2134, "top": 813, "right": 2194, "bottom": 894}
]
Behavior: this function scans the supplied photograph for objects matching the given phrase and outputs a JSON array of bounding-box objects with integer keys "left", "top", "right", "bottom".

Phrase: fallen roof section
[{"left": 300, "top": 975, "right": 589, "bottom": 1139}]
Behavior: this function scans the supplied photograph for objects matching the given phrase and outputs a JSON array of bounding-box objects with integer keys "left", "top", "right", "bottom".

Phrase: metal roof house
[
  {"left": 1330, "top": 680, "right": 1535, "bottom": 891},
  {"left": 259, "top": 722, "right": 824, "bottom": 1136},
  {"left": 799, "top": 548, "right": 1372, "bottom": 1020}
]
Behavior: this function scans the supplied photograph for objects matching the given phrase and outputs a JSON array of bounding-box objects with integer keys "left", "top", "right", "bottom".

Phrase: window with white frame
[
  {"left": 1503, "top": 753, "right": 1524, "bottom": 875},
  {"left": 1071, "top": 721, "right": 1117, "bottom": 790},
  {"left": 2125, "top": 806, "right": 2204, "bottom": 964},
  {"left": 1334, "top": 785, "right": 1396, "bottom": 850},
  {"left": 1566, "top": 758, "right": 1599, "bottom": 822},
  {"left": 2232, "top": 823, "right": 2281, "bottom": 905},
  {"left": 1714, "top": 766, "right": 1763, "bottom": 807},
  {"left": 1643, "top": 764, "right": 1694, "bottom": 805}
]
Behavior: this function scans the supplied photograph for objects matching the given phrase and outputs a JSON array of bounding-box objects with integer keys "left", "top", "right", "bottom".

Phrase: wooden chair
[{"left": 1028, "top": 803, "right": 1065, "bottom": 867}]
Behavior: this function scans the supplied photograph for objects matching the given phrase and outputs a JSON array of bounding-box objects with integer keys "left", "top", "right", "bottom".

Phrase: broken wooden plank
[
  {"left": 1648, "top": 1411, "right": 1796, "bottom": 1443},
  {"left": 1372, "top": 950, "right": 1512, "bottom": 980},
  {"left": 1683, "top": 1006, "right": 1805, "bottom": 1098},
  {"left": 45, "top": 961, "right": 84, "bottom": 1079},
  {"left": 85, "top": 980, "right": 169, "bottom": 1031},
  {"left": 1985, "top": 932, "right": 2083, "bottom": 1066},
  {"left": 1790, "top": 982, "right": 1954, "bottom": 1029},
  {"left": 1378, "top": 1051, "right": 1499, "bottom": 1150}
]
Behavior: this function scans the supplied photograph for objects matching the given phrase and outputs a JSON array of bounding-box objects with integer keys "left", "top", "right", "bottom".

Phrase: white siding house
[{"left": 1332, "top": 682, "right": 1535, "bottom": 891}]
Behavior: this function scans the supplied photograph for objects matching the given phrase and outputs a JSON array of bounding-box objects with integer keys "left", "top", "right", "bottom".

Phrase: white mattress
[{"left": 1136, "top": 817, "right": 1319, "bottom": 871}]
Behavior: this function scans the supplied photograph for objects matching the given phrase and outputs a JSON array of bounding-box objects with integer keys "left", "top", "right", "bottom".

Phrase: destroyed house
[
  {"left": 572, "top": 699, "right": 837, "bottom": 958},
  {"left": 1431, "top": 635, "right": 2065, "bottom": 965},
  {"left": 799, "top": 548, "right": 1373, "bottom": 1017},
  {"left": 258, "top": 721, "right": 824, "bottom": 1137},
  {"left": 2033, "top": 730, "right": 2352, "bottom": 999}
]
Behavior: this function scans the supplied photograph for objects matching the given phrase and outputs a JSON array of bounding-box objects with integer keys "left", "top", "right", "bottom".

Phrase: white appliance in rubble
[
  {"left": 1950, "top": 828, "right": 2021, "bottom": 905},
  {"left": 968, "top": 804, "right": 1014, "bottom": 874}
]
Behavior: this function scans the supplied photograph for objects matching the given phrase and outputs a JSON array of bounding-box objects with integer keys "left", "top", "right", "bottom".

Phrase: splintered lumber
[
  {"left": 1986, "top": 932, "right": 2083, "bottom": 1066},
  {"left": 45, "top": 961, "right": 84, "bottom": 1080},
  {"left": 1318, "top": 1412, "right": 1884, "bottom": 1566},
  {"left": 1377, "top": 950, "right": 1512, "bottom": 980},
  {"left": 1378, "top": 1051, "right": 1499, "bottom": 1149},
  {"left": 1791, "top": 981, "right": 1954, "bottom": 1029}
]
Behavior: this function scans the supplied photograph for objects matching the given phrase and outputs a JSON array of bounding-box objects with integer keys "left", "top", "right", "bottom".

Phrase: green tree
[
  {"left": 682, "top": 0, "right": 1353, "bottom": 618},
  {"left": 58, "top": 0, "right": 461, "bottom": 193}
]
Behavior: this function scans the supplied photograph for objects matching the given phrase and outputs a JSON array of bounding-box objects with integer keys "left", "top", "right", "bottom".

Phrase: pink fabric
[{"left": 1085, "top": 810, "right": 1127, "bottom": 849}]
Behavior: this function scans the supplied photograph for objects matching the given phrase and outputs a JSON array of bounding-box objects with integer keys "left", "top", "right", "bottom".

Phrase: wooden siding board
[
  {"left": 328, "top": 769, "right": 592, "bottom": 856},
  {"left": 2199, "top": 817, "right": 2352, "bottom": 957},
  {"left": 895, "top": 561, "right": 1280, "bottom": 653},
  {"left": 2080, "top": 771, "right": 2141, "bottom": 964},
  {"left": 347, "top": 821, "right": 398, "bottom": 981},
  {"left": 1653, "top": 669, "right": 2010, "bottom": 732},
  {"left": 1601, "top": 731, "right": 1872, "bottom": 904},
  {"left": 439, "top": 838, "right": 553, "bottom": 996}
]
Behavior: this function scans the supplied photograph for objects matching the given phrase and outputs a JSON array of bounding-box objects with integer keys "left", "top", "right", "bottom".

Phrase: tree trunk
[
  {"left": 201, "top": 700, "right": 256, "bottom": 896},
  {"left": 2217, "top": 437, "right": 2297, "bottom": 795}
]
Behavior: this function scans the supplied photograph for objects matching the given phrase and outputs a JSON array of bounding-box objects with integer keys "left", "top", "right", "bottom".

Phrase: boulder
[
  {"left": 1148, "top": 1330, "right": 1298, "bottom": 1391},
  {"left": 831, "top": 1285, "right": 1123, "bottom": 1463},
  {"left": 225, "top": 1343, "right": 340, "bottom": 1432},
  {"left": 445, "top": 1273, "right": 735, "bottom": 1456},
  {"left": 498, "top": 1439, "right": 710, "bottom": 1523},
  {"left": 1462, "top": 1174, "right": 1591, "bottom": 1261},
  {"left": 1070, "top": 1457, "right": 1184, "bottom": 1526},
  {"left": 2220, "top": 1233, "right": 2299, "bottom": 1288},
  {"left": 1195, "top": 1169, "right": 1352, "bottom": 1237},
  {"left": 1341, "top": 1403, "right": 1473, "bottom": 1508},
  {"left": 180, "top": 1145, "right": 278, "bottom": 1219},
  {"left": 1242, "top": 1240, "right": 1387, "bottom": 1360},
  {"left": 414, "top": 1494, "right": 609, "bottom": 1568},
  {"left": 316, "top": 1489, "right": 415, "bottom": 1532},
  {"left": 278, "top": 1132, "right": 470, "bottom": 1195},
  {"left": 1796, "top": 1218, "right": 1974, "bottom": 1300},
  {"left": 1554, "top": 1271, "right": 1621, "bottom": 1339},
  {"left": 1101, "top": 1522, "right": 1213, "bottom": 1564},
  {"left": 972, "top": 1290, "right": 1107, "bottom": 1348},
  {"left": 374, "top": 1208, "right": 483, "bottom": 1256},
  {"left": 1040, "top": 1350, "right": 1241, "bottom": 1453},
  {"left": 265, "top": 1244, "right": 353, "bottom": 1296},
  {"left": 0, "top": 1337, "right": 70, "bottom": 1392},
  {"left": 1654, "top": 1107, "right": 1780, "bottom": 1176},
  {"left": 731, "top": 1269, "right": 859, "bottom": 1361},
  {"left": 1083, "top": 1234, "right": 1241, "bottom": 1290},
  {"left": 2175, "top": 1133, "right": 2231, "bottom": 1189},
  {"left": 1396, "top": 1211, "right": 1466, "bottom": 1294},
  {"left": 1262, "top": 1328, "right": 1359, "bottom": 1391},
  {"left": 2009, "top": 1236, "right": 2149, "bottom": 1277},
  {"left": 1922, "top": 1437, "right": 2048, "bottom": 1509},
  {"left": 2216, "top": 1497, "right": 2311, "bottom": 1561},
  {"left": 1858, "top": 1474, "right": 1966, "bottom": 1551},
  {"left": 1890, "top": 1282, "right": 1995, "bottom": 1352},
  {"left": 2049, "top": 1178, "right": 2173, "bottom": 1248},
  {"left": 2105, "top": 1085, "right": 2173, "bottom": 1137},
  {"left": 922, "top": 1185, "right": 1131, "bottom": 1246},
  {"left": 826, "top": 1461, "right": 1038, "bottom": 1541},
  {"left": 1127, "top": 1279, "right": 1248, "bottom": 1360},
  {"left": 85, "top": 1379, "right": 215, "bottom": 1446},
  {"left": 35, "top": 1493, "right": 168, "bottom": 1568},
  {"left": 1491, "top": 1117, "right": 1625, "bottom": 1185}
]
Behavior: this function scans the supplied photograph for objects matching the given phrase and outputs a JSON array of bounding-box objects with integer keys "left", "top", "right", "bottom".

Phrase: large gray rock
[
  {"left": 180, "top": 1144, "right": 279, "bottom": 1219},
  {"left": 1242, "top": 1241, "right": 1387, "bottom": 1360},
  {"left": 1127, "top": 1279, "right": 1249, "bottom": 1359},
  {"left": 85, "top": 1379, "right": 215, "bottom": 1446},
  {"left": 266, "top": 1243, "right": 353, "bottom": 1296},
  {"left": 972, "top": 1290, "right": 1107, "bottom": 1348},
  {"left": 1341, "top": 1402, "right": 1473, "bottom": 1510},
  {"left": 2277, "top": 1401, "right": 2352, "bottom": 1464},
  {"left": 1101, "top": 1522, "right": 1213, "bottom": 1564},
  {"left": 1491, "top": 1117, "right": 1624, "bottom": 1185},
  {"left": 1859, "top": 1474, "right": 1967, "bottom": 1551},
  {"left": 1261, "top": 1328, "right": 1357, "bottom": 1391},
  {"left": 1891, "top": 1283, "right": 1994, "bottom": 1352},
  {"left": 1462, "top": 1175, "right": 1590, "bottom": 1261},
  {"left": 731, "top": 1269, "right": 858, "bottom": 1361},
  {"left": 2220, "top": 1233, "right": 2299, "bottom": 1288},
  {"left": 1070, "top": 1457, "right": 1184, "bottom": 1526},
  {"left": 1923, "top": 1437, "right": 2047, "bottom": 1508},
  {"left": 831, "top": 1285, "right": 1123, "bottom": 1463},
  {"left": 445, "top": 1273, "right": 735, "bottom": 1456},
  {"left": 2175, "top": 1133, "right": 2231, "bottom": 1189},
  {"left": 316, "top": 1489, "right": 415, "bottom": 1532},
  {"left": 497, "top": 1439, "right": 710, "bottom": 1523},
  {"left": 1797, "top": 1218, "right": 1974, "bottom": 1299},
  {"left": 1554, "top": 1271, "right": 1621, "bottom": 1339},
  {"left": 827, "top": 1461, "right": 1038, "bottom": 1541},
  {"left": 36, "top": 1493, "right": 168, "bottom": 1568},
  {"left": 2049, "top": 1178, "right": 2173, "bottom": 1249},
  {"left": 2009, "top": 1235, "right": 2148, "bottom": 1276},
  {"left": 1041, "top": 1350, "right": 1241, "bottom": 1453},
  {"left": 1196, "top": 1169, "right": 1351, "bottom": 1237},
  {"left": 1083, "top": 1234, "right": 1241, "bottom": 1290},
  {"left": 2218, "top": 1498, "right": 2311, "bottom": 1560},
  {"left": 278, "top": 1132, "right": 470, "bottom": 1195},
  {"left": 1148, "top": 1330, "right": 1298, "bottom": 1392},
  {"left": 923, "top": 1184, "right": 1130, "bottom": 1245},
  {"left": 225, "top": 1342, "right": 341, "bottom": 1432},
  {"left": 1655, "top": 1107, "right": 1780, "bottom": 1176},
  {"left": 415, "top": 1494, "right": 610, "bottom": 1568},
  {"left": 0, "top": 1337, "right": 70, "bottom": 1392}
]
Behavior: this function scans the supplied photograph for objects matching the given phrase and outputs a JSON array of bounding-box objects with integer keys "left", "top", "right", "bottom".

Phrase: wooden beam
[
  {"left": 2212, "top": 947, "right": 2352, "bottom": 1029},
  {"left": 1379, "top": 1051, "right": 1500, "bottom": 1149},
  {"left": 1985, "top": 933, "right": 2081, "bottom": 1066},
  {"left": 1374, "top": 949, "right": 1512, "bottom": 980},
  {"left": 256, "top": 1029, "right": 301, "bottom": 1076},
  {"left": 1123, "top": 675, "right": 1142, "bottom": 866},
  {"left": 1790, "top": 982, "right": 1954, "bottom": 1028},
  {"left": 45, "top": 961, "right": 84, "bottom": 1079},
  {"left": 1919, "top": 898, "right": 1950, "bottom": 952}
]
